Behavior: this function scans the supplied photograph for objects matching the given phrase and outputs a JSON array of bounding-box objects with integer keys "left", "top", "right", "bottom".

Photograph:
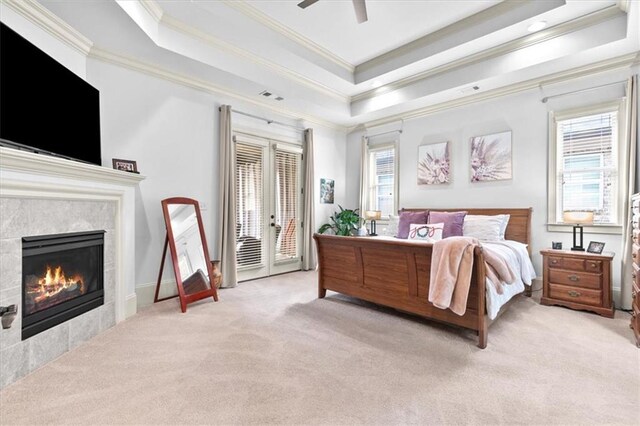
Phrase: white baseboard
[
  {"left": 135, "top": 280, "right": 178, "bottom": 308},
  {"left": 125, "top": 293, "right": 137, "bottom": 318}
]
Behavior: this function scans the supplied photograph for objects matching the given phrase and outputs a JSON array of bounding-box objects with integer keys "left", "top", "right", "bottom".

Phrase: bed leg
[
  {"left": 318, "top": 287, "right": 326, "bottom": 299},
  {"left": 478, "top": 322, "right": 488, "bottom": 349},
  {"left": 525, "top": 285, "right": 532, "bottom": 297}
]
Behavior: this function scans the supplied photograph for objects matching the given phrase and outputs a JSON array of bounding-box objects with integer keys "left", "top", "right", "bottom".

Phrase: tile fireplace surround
[{"left": 0, "top": 147, "right": 144, "bottom": 388}]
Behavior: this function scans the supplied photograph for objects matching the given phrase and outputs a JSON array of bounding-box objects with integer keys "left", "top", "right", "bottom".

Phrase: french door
[{"left": 235, "top": 133, "right": 303, "bottom": 281}]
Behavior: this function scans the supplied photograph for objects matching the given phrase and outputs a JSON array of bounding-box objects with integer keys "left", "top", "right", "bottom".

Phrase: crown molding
[
  {"left": 352, "top": 5, "right": 625, "bottom": 103},
  {"left": 88, "top": 47, "right": 347, "bottom": 132},
  {"left": 130, "top": 0, "right": 348, "bottom": 103},
  {"left": 1, "top": 0, "right": 93, "bottom": 55},
  {"left": 159, "top": 14, "right": 349, "bottom": 103},
  {"left": 138, "top": 0, "right": 163, "bottom": 22},
  {"left": 362, "top": 52, "right": 640, "bottom": 129},
  {"left": 222, "top": 0, "right": 354, "bottom": 73}
]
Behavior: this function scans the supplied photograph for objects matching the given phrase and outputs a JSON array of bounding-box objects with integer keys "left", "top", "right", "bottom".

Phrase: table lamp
[
  {"left": 364, "top": 210, "right": 382, "bottom": 236},
  {"left": 563, "top": 210, "right": 594, "bottom": 251}
]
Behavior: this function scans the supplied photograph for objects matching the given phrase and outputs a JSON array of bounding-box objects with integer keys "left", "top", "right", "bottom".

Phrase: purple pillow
[
  {"left": 397, "top": 210, "right": 429, "bottom": 239},
  {"left": 428, "top": 211, "right": 467, "bottom": 238}
]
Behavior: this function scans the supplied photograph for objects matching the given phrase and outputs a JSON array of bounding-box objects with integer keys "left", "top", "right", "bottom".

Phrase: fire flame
[{"left": 33, "top": 265, "right": 84, "bottom": 303}]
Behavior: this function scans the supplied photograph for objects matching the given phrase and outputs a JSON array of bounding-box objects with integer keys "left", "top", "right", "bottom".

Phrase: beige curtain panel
[
  {"left": 621, "top": 75, "right": 638, "bottom": 309},
  {"left": 302, "top": 128, "right": 316, "bottom": 270},
  {"left": 217, "top": 105, "right": 238, "bottom": 288}
]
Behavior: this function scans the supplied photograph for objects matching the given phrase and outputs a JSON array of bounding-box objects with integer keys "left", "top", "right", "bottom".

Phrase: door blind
[
  {"left": 236, "top": 143, "right": 264, "bottom": 267},
  {"left": 274, "top": 148, "right": 299, "bottom": 261}
]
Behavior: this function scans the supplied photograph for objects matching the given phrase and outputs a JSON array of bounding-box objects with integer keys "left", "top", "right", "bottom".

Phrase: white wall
[
  {"left": 347, "top": 80, "right": 635, "bottom": 307},
  {"left": 87, "top": 60, "right": 347, "bottom": 301}
]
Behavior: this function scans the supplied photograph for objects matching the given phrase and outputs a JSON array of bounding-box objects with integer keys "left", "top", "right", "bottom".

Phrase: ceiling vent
[
  {"left": 460, "top": 85, "right": 480, "bottom": 93},
  {"left": 259, "top": 90, "right": 272, "bottom": 97},
  {"left": 275, "top": 96, "right": 284, "bottom": 101}
]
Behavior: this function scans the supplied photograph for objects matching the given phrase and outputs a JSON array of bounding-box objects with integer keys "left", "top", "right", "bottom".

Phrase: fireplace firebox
[{"left": 22, "top": 231, "right": 105, "bottom": 340}]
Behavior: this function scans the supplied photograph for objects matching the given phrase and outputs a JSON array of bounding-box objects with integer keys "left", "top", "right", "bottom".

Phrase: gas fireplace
[{"left": 22, "top": 231, "right": 104, "bottom": 340}]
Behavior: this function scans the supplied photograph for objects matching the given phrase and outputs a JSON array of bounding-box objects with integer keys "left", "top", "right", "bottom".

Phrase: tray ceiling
[{"left": 13, "top": 0, "right": 640, "bottom": 127}]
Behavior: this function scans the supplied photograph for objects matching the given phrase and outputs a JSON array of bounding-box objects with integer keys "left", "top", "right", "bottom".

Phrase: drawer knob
[
  {"left": 551, "top": 259, "right": 558, "bottom": 265},
  {"left": 568, "top": 274, "right": 580, "bottom": 282},
  {"left": 590, "top": 262, "right": 597, "bottom": 268},
  {"left": 568, "top": 290, "right": 581, "bottom": 298},
  {"left": 633, "top": 273, "right": 636, "bottom": 279}
]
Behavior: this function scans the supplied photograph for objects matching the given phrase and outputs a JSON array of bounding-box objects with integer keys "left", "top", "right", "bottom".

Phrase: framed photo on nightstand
[{"left": 587, "top": 241, "right": 605, "bottom": 254}]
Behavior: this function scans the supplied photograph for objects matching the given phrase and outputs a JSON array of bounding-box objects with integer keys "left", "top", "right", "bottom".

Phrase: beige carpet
[{"left": 0, "top": 271, "right": 638, "bottom": 425}]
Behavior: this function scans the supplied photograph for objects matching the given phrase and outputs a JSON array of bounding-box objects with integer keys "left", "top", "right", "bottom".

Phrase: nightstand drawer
[
  {"left": 560, "top": 257, "right": 586, "bottom": 272},
  {"left": 585, "top": 260, "right": 602, "bottom": 273},
  {"left": 549, "top": 269, "right": 601, "bottom": 289},
  {"left": 548, "top": 256, "right": 563, "bottom": 268},
  {"left": 633, "top": 283, "right": 640, "bottom": 307},
  {"left": 633, "top": 244, "right": 640, "bottom": 262},
  {"left": 633, "top": 263, "right": 640, "bottom": 287},
  {"left": 548, "top": 283, "right": 601, "bottom": 306}
]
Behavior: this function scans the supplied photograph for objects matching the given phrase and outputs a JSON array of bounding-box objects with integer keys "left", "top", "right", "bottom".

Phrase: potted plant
[{"left": 318, "top": 206, "right": 362, "bottom": 236}]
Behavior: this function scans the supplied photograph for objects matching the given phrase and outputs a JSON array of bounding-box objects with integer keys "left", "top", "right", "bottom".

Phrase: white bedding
[
  {"left": 367, "top": 236, "right": 537, "bottom": 319},
  {"left": 482, "top": 240, "right": 537, "bottom": 319}
]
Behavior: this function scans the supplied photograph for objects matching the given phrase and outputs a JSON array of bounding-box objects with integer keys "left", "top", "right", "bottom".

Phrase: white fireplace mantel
[{"left": 0, "top": 146, "right": 145, "bottom": 321}]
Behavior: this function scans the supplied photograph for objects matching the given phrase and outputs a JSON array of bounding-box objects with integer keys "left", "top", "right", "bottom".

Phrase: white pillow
[
  {"left": 463, "top": 215, "right": 507, "bottom": 241},
  {"left": 408, "top": 223, "right": 444, "bottom": 242},
  {"left": 381, "top": 214, "right": 399, "bottom": 237}
]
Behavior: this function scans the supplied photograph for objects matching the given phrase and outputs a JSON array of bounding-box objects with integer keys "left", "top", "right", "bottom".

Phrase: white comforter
[{"left": 482, "top": 240, "right": 537, "bottom": 319}]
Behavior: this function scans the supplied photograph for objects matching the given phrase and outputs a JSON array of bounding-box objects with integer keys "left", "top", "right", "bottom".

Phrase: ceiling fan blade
[
  {"left": 352, "top": 0, "right": 368, "bottom": 23},
  {"left": 298, "top": 0, "right": 319, "bottom": 9}
]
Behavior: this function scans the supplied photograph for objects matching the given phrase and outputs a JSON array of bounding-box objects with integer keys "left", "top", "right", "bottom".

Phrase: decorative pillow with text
[{"left": 408, "top": 223, "right": 444, "bottom": 242}]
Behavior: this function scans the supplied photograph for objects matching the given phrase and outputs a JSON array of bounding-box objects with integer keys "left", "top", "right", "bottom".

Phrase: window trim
[
  {"left": 363, "top": 141, "right": 399, "bottom": 220},
  {"left": 547, "top": 100, "right": 626, "bottom": 235}
]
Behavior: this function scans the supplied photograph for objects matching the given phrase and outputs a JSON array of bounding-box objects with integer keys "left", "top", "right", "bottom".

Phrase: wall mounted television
[{"left": 0, "top": 22, "right": 101, "bottom": 166}]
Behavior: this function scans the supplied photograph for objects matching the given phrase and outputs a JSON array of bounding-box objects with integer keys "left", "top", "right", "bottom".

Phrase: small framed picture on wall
[{"left": 320, "top": 178, "right": 334, "bottom": 204}]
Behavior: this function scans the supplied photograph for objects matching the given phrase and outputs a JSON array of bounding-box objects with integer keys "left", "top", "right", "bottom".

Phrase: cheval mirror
[{"left": 155, "top": 197, "right": 218, "bottom": 312}]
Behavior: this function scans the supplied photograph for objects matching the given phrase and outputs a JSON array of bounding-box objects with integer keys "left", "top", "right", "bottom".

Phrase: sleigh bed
[{"left": 313, "top": 208, "right": 533, "bottom": 348}]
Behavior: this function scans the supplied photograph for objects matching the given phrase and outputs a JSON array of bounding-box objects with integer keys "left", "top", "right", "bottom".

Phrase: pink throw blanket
[
  {"left": 429, "top": 237, "right": 479, "bottom": 316},
  {"left": 429, "top": 238, "right": 516, "bottom": 315}
]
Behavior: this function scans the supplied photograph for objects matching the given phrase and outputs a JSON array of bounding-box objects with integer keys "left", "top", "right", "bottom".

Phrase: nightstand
[{"left": 540, "top": 249, "right": 614, "bottom": 318}]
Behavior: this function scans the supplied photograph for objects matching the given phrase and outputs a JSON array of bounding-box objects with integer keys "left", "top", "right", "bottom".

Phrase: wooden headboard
[{"left": 402, "top": 208, "right": 533, "bottom": 253}]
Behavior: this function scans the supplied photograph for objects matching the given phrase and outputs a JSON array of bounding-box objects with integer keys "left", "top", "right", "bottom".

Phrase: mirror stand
[{"left": 154, "top": 197, "right": 218, "bottom": 312}]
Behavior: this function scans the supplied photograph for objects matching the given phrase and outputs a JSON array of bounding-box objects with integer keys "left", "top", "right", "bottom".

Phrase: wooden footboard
[
  {"left": 314, "top": 235, "right": 489, "bottom": 347},
  {"left": 314, "top": 207, "right": 532, "bottom": 348}
]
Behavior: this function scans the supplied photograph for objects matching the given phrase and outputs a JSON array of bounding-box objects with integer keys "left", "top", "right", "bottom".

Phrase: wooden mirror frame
[{"left": 155, "top": 197, "right": 218, "bottom": 312}]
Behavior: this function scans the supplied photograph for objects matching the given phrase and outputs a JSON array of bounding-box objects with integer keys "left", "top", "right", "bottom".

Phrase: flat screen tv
[{"left": 0, "top": 22, "right": 101, "bottom": 166}]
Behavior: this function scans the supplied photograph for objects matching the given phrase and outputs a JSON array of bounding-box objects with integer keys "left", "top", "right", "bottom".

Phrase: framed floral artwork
[
  {"left": 469, "top": 131, "right": 512, "bottom": 182},
  {"left": 417, "top": 141, "right": 450, "bottom": 185}
]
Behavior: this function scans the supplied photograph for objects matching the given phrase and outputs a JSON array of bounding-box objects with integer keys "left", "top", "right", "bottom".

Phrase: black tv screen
[{"left": 0, "top": 22, "right": 101, "bottom": 165}]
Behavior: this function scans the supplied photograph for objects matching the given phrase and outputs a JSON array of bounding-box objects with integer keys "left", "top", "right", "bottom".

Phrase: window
[
  {"left": 549, "top": 102, "right": 624, "bottom": 228},
  {"left": 367, "top": 145, "right": 397, "bottom": 217}
]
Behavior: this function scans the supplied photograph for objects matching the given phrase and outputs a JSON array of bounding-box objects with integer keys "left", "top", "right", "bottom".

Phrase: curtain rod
[
  {"left": 365, "top": 129, "right": 403, "bottom": 139},
  {"left": 541, "top": 80, "right": 627, "bottom": 103},
  {"left": 222, "top": 107, "right": 306, "bottom": 131}
]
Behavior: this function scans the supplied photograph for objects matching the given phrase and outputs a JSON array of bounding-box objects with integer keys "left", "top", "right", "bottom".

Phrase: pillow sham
[
  {"left": 380, "top": 214, "right": 400, "bottom": 237},
  {"left": 427, "top": 211, "right": 467, "bottom": 238},
  {"left": 397, "top": 210, "right": 429, "bottom": 239},
  {"left": 408, "top": 223, "right": 444, "bottom": 242},
  {"left": 463, "top": 215, "right": 507, "bottom": 241}
]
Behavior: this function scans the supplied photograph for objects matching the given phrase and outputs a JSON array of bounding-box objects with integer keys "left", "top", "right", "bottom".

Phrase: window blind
[
  {"left": 557, "top": 111, "right": 617, "bottom": 223},
  {"left": 369, "top": 147, "right": 395, "bottom": 217},
  {"left": 236, "top": 143, "right": 264, "bottom": 267}
]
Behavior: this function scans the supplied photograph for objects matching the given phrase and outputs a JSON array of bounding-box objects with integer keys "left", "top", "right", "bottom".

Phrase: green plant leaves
[{"left": 317, "top": 205, "right": 361, "bottom": 236}]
